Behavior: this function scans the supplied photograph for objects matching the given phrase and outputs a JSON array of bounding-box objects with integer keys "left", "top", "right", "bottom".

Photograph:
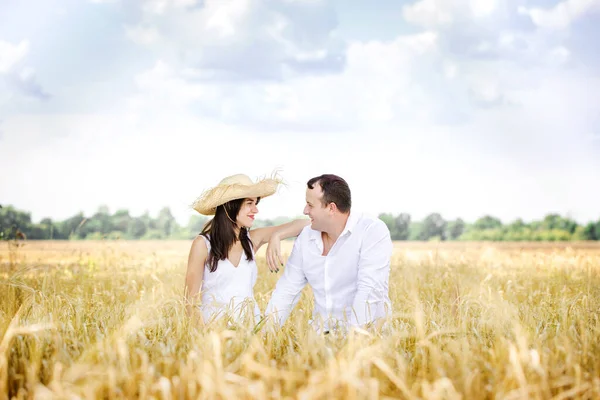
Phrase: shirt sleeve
[
  {"left": 350, "top": 219, "right": 393, "bottom": 327},
  {"left": 265, "top": 233, "right": 308, "bottom": 327}
]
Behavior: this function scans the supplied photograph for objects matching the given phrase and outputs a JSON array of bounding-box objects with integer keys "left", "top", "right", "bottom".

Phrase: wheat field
[{"left": 1, "top": 240, "right": 599, "bottom": 399}]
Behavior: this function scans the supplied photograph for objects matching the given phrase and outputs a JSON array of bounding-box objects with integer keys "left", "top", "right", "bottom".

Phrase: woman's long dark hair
[{"left": 200, "top": 197, "right": 260, "bottom": 272}]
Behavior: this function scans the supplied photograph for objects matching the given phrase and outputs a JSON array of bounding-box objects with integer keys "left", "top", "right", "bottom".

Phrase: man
[{"left": 265, "top": 174, "right": 393, "bottom": 333}]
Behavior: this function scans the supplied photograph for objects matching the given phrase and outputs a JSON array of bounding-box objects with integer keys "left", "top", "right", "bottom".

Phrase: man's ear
[{"left": 328, "top": 202, "right": 338, "bottom": 213}]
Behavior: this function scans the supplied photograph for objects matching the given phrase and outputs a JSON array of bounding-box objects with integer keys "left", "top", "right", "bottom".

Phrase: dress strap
[
  {"left": 246, "top": 229, "right": 256, "bottom": 257},
  {"left": 199, "top": 234, "right": 211, "bottom": 250}
]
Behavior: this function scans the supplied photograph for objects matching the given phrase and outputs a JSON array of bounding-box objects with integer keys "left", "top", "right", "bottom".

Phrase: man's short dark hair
[{"left": 307, "top": 174, "right": 351, "bottom": 213}]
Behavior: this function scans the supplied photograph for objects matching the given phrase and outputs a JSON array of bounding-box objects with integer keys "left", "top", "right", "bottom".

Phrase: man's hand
[{"left": 266, "top": 233, "right": 284, "bottom": 273}]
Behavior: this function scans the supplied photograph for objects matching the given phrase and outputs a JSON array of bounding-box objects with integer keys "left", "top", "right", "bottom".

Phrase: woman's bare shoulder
[{"left": 190, "top": 235, "right": 209, "bottom": 254}]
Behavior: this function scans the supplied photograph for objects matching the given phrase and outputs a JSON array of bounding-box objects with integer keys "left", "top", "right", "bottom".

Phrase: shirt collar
[
  {"left": 309, "top": 227, "right": 321, "bottom": 241},
  {"left": 341, "top": 211, "right": 359, "bottom": 236},
  {"left": 308, "top": 211, "right": 359, "bottom": 241}
]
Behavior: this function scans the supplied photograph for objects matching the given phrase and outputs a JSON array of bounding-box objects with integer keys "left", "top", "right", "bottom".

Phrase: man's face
[{"left": 303, "top": 184, "right": 330, "bottom": 231}]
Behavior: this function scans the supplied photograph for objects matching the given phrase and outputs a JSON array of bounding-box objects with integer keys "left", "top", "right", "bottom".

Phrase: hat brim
[{"left": 192, "top": 177, "right": 282, "bottom": 216}]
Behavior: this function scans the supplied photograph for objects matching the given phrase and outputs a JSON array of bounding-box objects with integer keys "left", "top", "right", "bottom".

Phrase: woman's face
[{"left": 236, "top": 197, "right": 259, "bottom": 228}]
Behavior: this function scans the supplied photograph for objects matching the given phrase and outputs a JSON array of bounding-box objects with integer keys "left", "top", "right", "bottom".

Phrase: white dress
[{"left": 197, "top": 234, "right": 262, "bottom": 324}]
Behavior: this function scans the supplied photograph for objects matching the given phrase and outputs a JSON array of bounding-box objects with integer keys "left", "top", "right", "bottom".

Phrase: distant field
[{"left": 1, "top": 240, "right": 599, "bottom": 399}]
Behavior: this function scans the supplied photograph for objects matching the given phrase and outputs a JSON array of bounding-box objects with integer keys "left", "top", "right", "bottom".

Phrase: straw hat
[{"left": 192, "top": 173, "right": 283, "bottom": 215}]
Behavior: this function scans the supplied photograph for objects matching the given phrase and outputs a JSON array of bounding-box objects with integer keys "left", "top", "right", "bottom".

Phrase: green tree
[
  {"left": 187, "top": 215, "right": 208, "bottom": 236},
  {"left": 408, "top": 221, "right": 422, "bottom": 240},
  {"left": 572, "top": 225, "right": 588, "bottom": 240},
  {"left": 378, "top": 213, "right": 396, "bottom": 238},
  {"left": 139, "top": 211, "right": 155, "bottom": 230},
  {"left": 92, "top": 205, "right": 113, "bottom": 234},
  {"left": 394, "top": 213, "right": 411, "bottom": 240},
  {"left": 583, "top": 221, "right": 600, "bottom": 240},
  {"left": 473, "top": 215, "right": 502, "bottom": 230},
  {"left": 378, "top": 213, "right": 411, "bottom": 240},
  {"left": 79, "top": 206, "right": 113, "bottom": 238},
  {"left": 142, "top": 229, "right": 165, "bottom": 240},
  {"left": 540, "top": 214, "right": 578, "bottom": 234},
  {"left": 127, "top": 218, "right": 148, "bottom": 239},
  {"left": 447, "top": 218, "right": 465, "bottom": 240},
  {"left": 156, "top": 207, "right": 176, "bottom": 238},
  {"left": 112, "top": 209, "right": 132, "bottom": 233},
  {"left": 38, "top": 218, "right": 55, "bottom": 240},
  {"left": 508, "top": 218, "right": 527, "bottom": 230},
  {"left": 418, "top": 213, "right": 447, "bottom": 241},
  {"left": 56, "top": 212, "right": 86, "bottom": 239},
  {"left": 0, "top": 205, "right": 33, "bottom": 239}
]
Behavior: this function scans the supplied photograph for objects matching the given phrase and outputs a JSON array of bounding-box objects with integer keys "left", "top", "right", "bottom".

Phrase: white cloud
[
  {"left": 123, "top": 16, "right": 593, "bottom": 135},
  {"left": 204, "top": 0, "right": 251, "bottom": 37},
  {"left": 127, "top": 60, "right": 208, "bottom": 115},
  {"left": 122, "top": 0, "right": 344, "bottom": 80},
  {"left": 397, "top": 0, "right": 599, "bottom": 122},
  {"left": 141, "top": 0, "right": 200, "bottom": 15},
  {"left": 549, "top": 46, "right": 571, "bottom": 64},
  {"left": 403, "top": 0, "right": 454, "bottom": 27},
  {"left": 443, "top": 61, "right": 458, "bottom": 79},
  {"left": 2, "top": 0, "right": 599, "bottom": 225},
  {"left": 518, "top": 0, "right": 600, "bottom": 30},
  {"left": 0, "top": 39, "right": 48, "bottom": 101},
  {"left": 402, "top": 0, "right": 499, "bottom": 27},
  {"left": 469, "top": 0, "right": 498, "bottom": 18},
  {"left": 0, "top": 40, "right": 29, "bottom": 74},
  {"left": 124, "top": 31, "right": 443, "bottom": 129},
  {"left": 101, "top": 0, "right": 600, "bottom": 223},
  {"left": 125, "top": 25, "right": 161, "bottom": 46}
]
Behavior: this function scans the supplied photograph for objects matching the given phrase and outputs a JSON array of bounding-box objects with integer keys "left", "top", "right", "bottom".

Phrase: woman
[{"left": 184, "top": 173, "right": 309, "bottom": 326}]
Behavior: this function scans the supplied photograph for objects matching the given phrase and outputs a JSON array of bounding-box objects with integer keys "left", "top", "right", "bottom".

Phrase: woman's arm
[
  {"left": 250, "top": 219, "right": 309, "bottom": 252},
  {"left": 250, "top": 219, "right": 310, "bottom": 272},
  {"left": 184, "top": 236, "right": 208, "bottom": 326}
]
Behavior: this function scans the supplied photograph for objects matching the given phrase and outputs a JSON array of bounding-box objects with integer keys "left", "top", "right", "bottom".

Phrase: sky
[{"left": 1, "top": 0, "right": 599, "bottom": 225}]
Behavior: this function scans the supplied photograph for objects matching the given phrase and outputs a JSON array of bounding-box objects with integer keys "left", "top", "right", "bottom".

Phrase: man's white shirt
[{"left": 265, "top": 212, "right": 393, "bottom": 331}]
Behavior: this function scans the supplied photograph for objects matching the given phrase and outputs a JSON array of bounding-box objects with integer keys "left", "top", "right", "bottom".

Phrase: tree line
[
  {"left": 377, "top": 212, "right": 600, "bottom": 241},
  {"left": 0, "top": 204, "right": 290, "bottom": 241},
  {"left": 1, "top": 204, "right": 599, "bottom": 241}
]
